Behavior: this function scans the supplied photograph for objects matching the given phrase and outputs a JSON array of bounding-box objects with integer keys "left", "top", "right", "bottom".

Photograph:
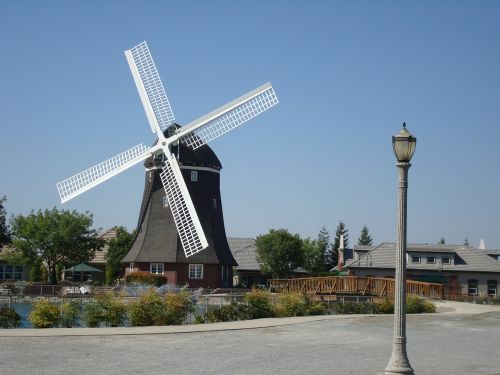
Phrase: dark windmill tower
[
  {"left": 122, "top": 126, "right": 237, "bottom": 288},
  {"left": 56, "top": 41, "right": 278, "bottom": 288}
]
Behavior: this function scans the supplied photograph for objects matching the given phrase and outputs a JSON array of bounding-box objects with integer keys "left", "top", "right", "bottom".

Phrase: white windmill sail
[
  {"left": 125, "top": 41, "right": 175, "bottom": 136},
  {"left": 56, "top": 144, "right": 151, "bottom": 203},
  {"left": 178, "top": 82, "right": 278, "bottom": 150},
  {"left": 160, "top": 153, "right": 209, "bottom": 257},
  {"left": 57, "top": 40, "right": 278, "bottom": 258}
]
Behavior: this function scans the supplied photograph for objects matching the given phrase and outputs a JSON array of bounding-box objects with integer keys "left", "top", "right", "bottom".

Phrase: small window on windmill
[
  {"left": 191, "top": 171, "right": 198, "bottom": 182},
  {"left": 212, "top": 198, "right": 217, "bottom": 209},
  {"left": 162, "top": 196, "right": 169, "bottom": 207}
]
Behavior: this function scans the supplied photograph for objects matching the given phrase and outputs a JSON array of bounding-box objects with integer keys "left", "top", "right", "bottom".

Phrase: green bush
[
  {"left": 331, "top": 301, "right": 375, "bottom": 314},
  {"left": 164, "top": 291, "right": 194, "bottom": 325},
  {"left": 0, "top": 305, "right": 21, "bottom": 328},
  {"left": 128, "top": 290, "right": 194, "bottom": 326},
  {"left": 375, "top": 299, "right": 394, "bottom": 314},
  {"left": 82, "top": 294, "right": 127, "bottom": 327},
  {"left": 125, "top": 272, "right": 167, "bottom": 287},
  {"left": 29, "top": 299, "right": 60, "bottom": 328},
  {"left": 274, "top": 292, "right": 307, "bottom": 317},
  {"left": 60, "top": 300, "right": 80, "bottom": 328},
  {"left": 406, "top": 296, "right": 436, "bottom": 314},
  {"left": 243, "top": 289, "right": 274, "bottom": 319},
  {"left": 205, "top": 302, "right": 243, "bottom": 323},
  {"left": 306, "top": 301, "right": 328, "bottom": 316},
  {"left": 129, "top": 289, "right": 167, "bottom": 326}
]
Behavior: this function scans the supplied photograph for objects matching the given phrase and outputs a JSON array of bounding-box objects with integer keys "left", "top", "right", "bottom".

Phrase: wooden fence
[{"left": 269, "top": 276, "right": 445, "bottom": 299}]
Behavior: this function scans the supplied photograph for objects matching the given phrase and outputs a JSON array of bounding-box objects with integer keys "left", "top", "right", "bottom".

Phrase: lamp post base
[{"left": 384, "top": 337, "right": 414, "bottom": 374}]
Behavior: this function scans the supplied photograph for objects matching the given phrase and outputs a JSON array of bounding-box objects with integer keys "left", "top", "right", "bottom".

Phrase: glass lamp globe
[{"left": 392, "top": 122, "right": 416, "bottom": 162}]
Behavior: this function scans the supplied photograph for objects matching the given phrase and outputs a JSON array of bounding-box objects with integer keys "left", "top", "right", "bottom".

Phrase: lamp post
[{"left": 385, "top": 122, "right": 416, "bottom": 375}]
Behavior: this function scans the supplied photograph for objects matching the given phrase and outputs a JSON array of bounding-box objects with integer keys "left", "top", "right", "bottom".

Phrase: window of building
[
  {"left": 442, "top": 257, "right": 451, "bottom": 265},
  {"left": 150, "top": 263, "right": 164, "bottom": 275},
  {"left": 162, "top": 196, "right": 169, "bottom": 207},
  {"left": 212, "top": 198, "right": 217, "bottom": 209},
  {"left": 487, "top": 280, "right": 497, "bottom": 296},
  {"left": 0, "top": 265, "right": 23, "bottom": 280},
  {"left": 191, "top": 171, "right": 198, "bottom": 182},
  {"left": 129, "top": 263, "right": 135, "bottom": 272},
  {"left": 189, "top": 264, "right": 203, "bottom": 279},
  {"left": 411, "top": 256, "right": 421, "bottom": 264},
  {"left": 426, "top": 256, "right": 436, "bottom": 264},
  {"left": 468, "top": 279, "right": 478, "bottom": 295}
]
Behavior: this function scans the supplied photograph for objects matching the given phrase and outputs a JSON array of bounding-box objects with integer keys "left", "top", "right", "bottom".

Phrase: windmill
[{"left": 57, "top": 41, "right": 278, "bottom": 259}]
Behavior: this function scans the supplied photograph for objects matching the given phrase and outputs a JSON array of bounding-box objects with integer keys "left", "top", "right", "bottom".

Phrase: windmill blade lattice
[
  {"left": 125, "top": 41, "right": 175, "bottom": 135},
  {"left": 179, "top": 83, "right": 278, "bottom": 150},
  {"left": 57, "top": 144, "right": 151, "bottom": 203},
  {"left": 160, "top": 153, "right": 209, "bottom": 257}
]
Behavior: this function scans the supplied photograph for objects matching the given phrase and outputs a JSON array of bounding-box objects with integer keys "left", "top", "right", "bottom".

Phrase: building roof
[
  {"left": 89, "top": 227, "right": 118, "bottom": 264},
  {"left": 346, "top": 242, "right": 500, "bottom": 273},
  {"left": 228, "top": 237, "right": 260, "bottom": 271}
]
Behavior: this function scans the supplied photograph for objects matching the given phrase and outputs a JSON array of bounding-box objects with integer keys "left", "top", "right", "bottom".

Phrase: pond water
[{"left": 7, "top": 303, "right": 34, "bottom": 328}]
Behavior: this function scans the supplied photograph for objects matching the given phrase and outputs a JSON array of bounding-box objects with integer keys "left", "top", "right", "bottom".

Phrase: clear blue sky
[{"left": 1, "top": 1, "right": 499, "bottom": 248}]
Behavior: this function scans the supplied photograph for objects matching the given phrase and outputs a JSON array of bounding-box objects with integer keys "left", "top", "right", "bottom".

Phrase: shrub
[
  {"left": 375, "top": 299, "right": 394, "bottom": 314},
  {"left": 205, "top": 302, "right": 245, "bottom": 323},
  {"left": 60, "top": 300, "right": 80, "bottom": 328},
  {"left": 82, "top": 294, "right": 127, "bottom": 327},
  {"left": 29, "top": 299, "right": 60, "bottom": 328},
  {"left": 129, "top": 290, "right": 194, "bottom": 326},
  {"left": 243, "top": 289, "right": 274, "bottom": 319},
  {"left": 0, "top": 305, "right": 21, "bottom": 328},
  {"left": 406, "top": 296, "right": 436, "bottom": 314},
  {"left": 274, "top": 292, "right": 307, "bottom": 317},
  {"left": 331, "top": 301, "right": 375, "bottom": 314},
  {"left": 125, "top": 272, "right": 167, "bottom": 287},
  {"left": 306, "top": 301, "right": 328, "bottom": 316},
  {"left": 129, "top": 289, "right": 167, "bottom": 326},
  {"left": 164, "top": 291, "right": 194, "bottom": 325}
]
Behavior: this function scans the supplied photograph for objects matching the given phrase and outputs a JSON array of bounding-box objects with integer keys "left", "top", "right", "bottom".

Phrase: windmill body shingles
[{"left": 122, "top": 130, "right": 236, "bottom": 268}]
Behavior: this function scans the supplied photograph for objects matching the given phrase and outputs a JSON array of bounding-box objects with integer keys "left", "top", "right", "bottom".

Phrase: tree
[
  {"left": 255, "top": 229, "right": 304, "bottom": 279},
  {"left": 464, "top": 238, "right": 470, "bottom": 246},
  {"left": 438, "top": 237, "right": 446, "bottom": 245},
  {"left": 326, "top": 221, "right": 349, "bottom": 269},
  {"left": 304, "top": 227, "right": 330, "bottom": 275},
  {"left": 0, "top": 196, "right": 11, "bottom": 247},
  {"left": 10, "top": 208, "right": 104, "bottom": 284},
  {"left": 105, "top": 226, "right": 135, "bottom": 285},
  {"left": 357, "top": 225, "right": 373, "bottom": 246}
]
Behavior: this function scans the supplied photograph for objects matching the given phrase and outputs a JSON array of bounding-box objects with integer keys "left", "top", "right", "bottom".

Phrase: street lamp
[{"left": 385, "top": 122, "right": 416, "bottom": 375}]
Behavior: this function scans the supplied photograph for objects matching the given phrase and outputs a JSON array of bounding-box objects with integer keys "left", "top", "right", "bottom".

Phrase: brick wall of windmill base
[{"left": 127, "top": 263, "right": 233, "bottom": 289}]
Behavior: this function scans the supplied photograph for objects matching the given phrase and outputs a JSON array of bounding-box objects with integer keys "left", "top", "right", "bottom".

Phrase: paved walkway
[{"left": 1, "top": 302, "right": 499, "bottom": 375}]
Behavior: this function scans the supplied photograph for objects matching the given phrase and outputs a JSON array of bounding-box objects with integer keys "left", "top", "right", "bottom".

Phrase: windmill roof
[{"left": 346, "top": 242, "right": 500, "bottom": 273}]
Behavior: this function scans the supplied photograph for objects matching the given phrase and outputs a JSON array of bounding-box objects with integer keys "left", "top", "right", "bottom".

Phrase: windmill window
[
  {"left": 150, "top": 263, "right": 164, "bottom": 275},
  {"left": 212, "top": 198, "right": 217, "bottom": 209},
  {"left": 189, "top": 264, "right": 203, "bottom": 279},
  {"left": 191, "top": 171, "right": 198, "bottom": 182},
  {"left": 162, "top": 196, "right": 169, "bottom": 207}
]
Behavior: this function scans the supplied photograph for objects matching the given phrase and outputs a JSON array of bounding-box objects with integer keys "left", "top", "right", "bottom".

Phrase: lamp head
[{"left": 392, "top": 122, "right": 416, "bottom": 162}]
